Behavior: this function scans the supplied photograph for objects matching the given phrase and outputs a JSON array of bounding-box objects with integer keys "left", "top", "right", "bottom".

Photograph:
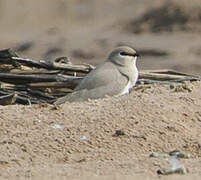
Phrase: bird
[{"left": 54, "top": 46, "right": 139, "bottom": 105}]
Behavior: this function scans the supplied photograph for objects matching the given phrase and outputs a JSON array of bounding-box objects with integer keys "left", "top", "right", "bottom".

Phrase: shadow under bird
[{"left": 54, "top": 46, "right": 139, "bottom": 105}]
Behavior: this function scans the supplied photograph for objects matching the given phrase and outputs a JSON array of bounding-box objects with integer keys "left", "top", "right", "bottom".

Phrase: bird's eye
[{"left": 120, "top": 51, "right": 139, "bottom": 57}]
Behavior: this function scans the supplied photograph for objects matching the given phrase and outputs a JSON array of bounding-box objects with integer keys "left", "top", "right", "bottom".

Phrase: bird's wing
[
  {"left": 54, "top": 61, "right": 129, "bottom": 104},
  {"left": 75, "top": 61, "right": 126, "bottom": 90},
  {"left": 54, "top": 79, "right": 126, "bottom": 104}
]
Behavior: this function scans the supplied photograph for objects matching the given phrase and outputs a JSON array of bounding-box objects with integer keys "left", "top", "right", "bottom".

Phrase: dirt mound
[
  {"left": 0, "top": 81, "right": 201, "bottom": 179},
  {"left": 127, "top": 0, "right": 201, "bottom": 33}
]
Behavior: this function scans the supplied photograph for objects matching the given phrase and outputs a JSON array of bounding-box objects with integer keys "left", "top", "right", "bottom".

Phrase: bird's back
[
  {"left": 54, "top": 61, "right": 129, "bottom": 103},
  {"left": 75, "top": 61, "right": 128, "bottom": 92}
]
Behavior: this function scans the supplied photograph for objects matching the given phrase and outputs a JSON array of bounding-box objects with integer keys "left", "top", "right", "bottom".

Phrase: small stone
[{"left": 114, "top": 130, "right": 125, "bottom": 136}]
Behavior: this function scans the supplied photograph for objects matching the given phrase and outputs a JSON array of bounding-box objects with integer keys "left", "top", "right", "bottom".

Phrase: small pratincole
[{"left": 54, "top": 46, "right": 139, "bottom": 105}]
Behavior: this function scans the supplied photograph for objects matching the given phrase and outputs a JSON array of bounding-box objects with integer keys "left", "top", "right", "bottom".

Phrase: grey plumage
[{"left": 54, "top": 46, "right": 139, "bottom": 105}]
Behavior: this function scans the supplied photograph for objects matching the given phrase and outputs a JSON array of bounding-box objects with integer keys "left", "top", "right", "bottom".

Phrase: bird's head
[{"left": 108, "top": 46, "right": 139, "bottom": 66}]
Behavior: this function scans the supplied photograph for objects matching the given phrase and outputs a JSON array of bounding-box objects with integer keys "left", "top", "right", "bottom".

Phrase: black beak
[{"left": 134, "top": 53, "right": 140, "bottom": 57}]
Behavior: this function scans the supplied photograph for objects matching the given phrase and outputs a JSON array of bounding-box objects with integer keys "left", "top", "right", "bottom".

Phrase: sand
[{"left": 1, "top": 82, "right": 201, "bottom": 179}]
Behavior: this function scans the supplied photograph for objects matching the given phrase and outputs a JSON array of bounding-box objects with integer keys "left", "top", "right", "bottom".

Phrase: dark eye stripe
[{"left": 120, "top": 52, "right": 139, "bottom": 57}]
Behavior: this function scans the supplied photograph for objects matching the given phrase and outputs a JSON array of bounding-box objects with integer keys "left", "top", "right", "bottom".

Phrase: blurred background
[{"left": 0, "top": 0, "right": 201, "bottom": 74}]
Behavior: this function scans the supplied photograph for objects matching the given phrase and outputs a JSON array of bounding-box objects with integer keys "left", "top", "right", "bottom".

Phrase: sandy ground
[
  {"left": 0, "top": 0, "right": 201, "bottom": 179},
  {"left": 1, "top": 82, "right": 201, "bottom": 179}
]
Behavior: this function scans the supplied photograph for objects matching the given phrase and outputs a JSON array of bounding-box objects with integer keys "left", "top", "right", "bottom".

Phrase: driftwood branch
[
  {"left": 11, "top": 57, "right": 94, "bottom": 73},
  {"left": 26, "top": 81, "right": 81, "bottom": 89},
  {"left": 0, "top": 48, "right": 18, "bottom": 58},
  {"left": 139, "top": 72, "right": 199, "bottom": 81},
  {"left": 140, "top": 69, "right": 200, "bottom": 77},
  {"left": 0, "top": 92, "right": 17, "bottom": 105},
  {"left": 0, "top": 73, "right": 82, "bottom": 84},
  {"left": 0, "top": 48, "right": 94, "bottom": 73}
]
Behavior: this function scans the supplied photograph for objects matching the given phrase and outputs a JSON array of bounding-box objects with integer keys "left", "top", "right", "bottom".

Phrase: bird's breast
[
  {"left": 119, "top": 81, "right": 131, "bottom": 95},
  {"left": 118, "top": 67, "right": 138, "bottom": 96}
]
